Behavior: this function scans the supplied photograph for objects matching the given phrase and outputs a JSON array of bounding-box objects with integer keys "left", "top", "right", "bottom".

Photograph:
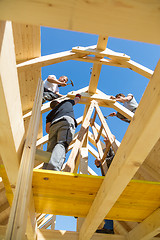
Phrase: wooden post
[{"left": 6, "top": 78, "right": 43, "bottom": 240}]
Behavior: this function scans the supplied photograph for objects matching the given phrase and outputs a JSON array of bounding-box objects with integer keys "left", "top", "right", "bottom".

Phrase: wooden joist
[{"left": 0, "top": 0, "right": 159, "bottom": 44}]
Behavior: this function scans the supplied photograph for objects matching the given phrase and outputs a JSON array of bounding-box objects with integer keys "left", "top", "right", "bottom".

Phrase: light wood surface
[
  {"left": 79, "top": 60, "right": 160, "bottom": 240},
  {"left": 31, "top": 170, "right": 160, "bottom": 223},
  {"left": 0, "top": 0, "right": 160, "bottom": 44}
]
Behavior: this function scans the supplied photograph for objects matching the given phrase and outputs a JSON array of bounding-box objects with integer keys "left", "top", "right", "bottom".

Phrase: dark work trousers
[
  {"left": 42, "top": 88, "right": 60, "bottom": 103},
  {"left": 43, "top": 119, "right": 75, "bottom": 171}
]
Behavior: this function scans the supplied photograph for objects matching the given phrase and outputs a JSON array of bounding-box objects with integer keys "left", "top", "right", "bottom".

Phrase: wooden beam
[
  {"left": 128, "top": 208, "right": 160, "bottom": 240},
  {"left": 72, "top": 45, "right": 130, "bottom": 61},
  {"left": 88, "top": 35, "right": 108, "bottom": 94},
  {"left": 0, "top": 1, "right": 160, "bottom": 44},
  {"left": 38, "top": 215, "right": 53, "bottom": 229},
  {"left": 0, "top": 21, "right": 25, "bottom": 185},
  {"left": 88, "top": 144, "right": 99, "bottom": 159},
  {"left": 123, "top": 59, "right": 153, "bottom": 79},
  {"left": 64, "top": 101, "right": 95, "bottom": 172},
  {"left": 94, "top": 102, "right": 118, "bottom": 153},
  {"left": 74, "top": 56, "right": 153, "bottom": 79},
  {"left": 91, "top": 123, "right": 103, "bottom": 159},
  {"left": 17, "top": 51, "right": 79, "bottom": 70},
  {"left": 37, "top": 229, "right": 127, "bottom": 240},
  {"left": 111, "top": 101, "right": 134, "bottom": 121},
  {"left": 6, "top": 78, "right": 43, "bottom": 239},
  {"left": 88, "top": 166, "right": 97, "bottom": 176},
  {"left": 79, "top": 148, "right": 88, "bottom": 174},
  {"left": 67, "top": 89, "right": 115, "bottom": 107},
  {"left": 79, "top": 59, "right": 160, "bottom": 240}
]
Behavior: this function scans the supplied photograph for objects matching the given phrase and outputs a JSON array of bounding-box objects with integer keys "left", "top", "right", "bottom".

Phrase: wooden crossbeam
[
  {"left": 17, "top": 51, "right": 79, "bottom": 70},
  {"left": 72, "top": 45, "right": 130, "bottom": 61},
  {"left": 128, "top": 208, "right": 160, "bottom": 240},
  {"left": 79, "top": 59, "right": 160, "bottom": 240},
  {"left": 67, "top": 89, "right": 115, "bottom": 107},
  {"left": 111, "top": 101, "right": 134, "bottom": 121},
  {"left": 37, "top": 229, "right": 126, "bottom": 240},
  {"left": 74, "top": 56, "right": 153, "bottom": 79}
]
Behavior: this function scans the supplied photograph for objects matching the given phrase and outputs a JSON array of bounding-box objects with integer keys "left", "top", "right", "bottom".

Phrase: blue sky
[{"left": 41, "top": 26, "right": 160, "bottom": 231}]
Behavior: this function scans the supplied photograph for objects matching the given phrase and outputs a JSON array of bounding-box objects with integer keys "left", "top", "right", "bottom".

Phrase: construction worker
[
  {"left": 42, "top": 75, "right": 68, "bottom": 103},
  {"left": 43, "top": 94, "right": 81, "bottom": 171},
  {"left": 109, "top": 93, "right": 138, "bottom": 123}
]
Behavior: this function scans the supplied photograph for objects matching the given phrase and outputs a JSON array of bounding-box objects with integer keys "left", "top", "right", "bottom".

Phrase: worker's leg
[
  {"left": 42, "top": 91, "right": 59, "bottom": 103},
  {"left": 46, "top": 120, "right": 75, "bottom": 171},
  {"left": 103, "top": 220, "right": 114, "bottom": 231},
  {"left": 96, "top": 220, "right": 114, "bottom": 234},
  {"left": 42, "top": 123, "right": 58, "bottom": 169},
  {"left": 116, "top": 112, "right": 130, "bottom": 123}
]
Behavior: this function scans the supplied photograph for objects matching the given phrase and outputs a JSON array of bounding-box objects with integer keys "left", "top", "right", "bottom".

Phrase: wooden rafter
[{"left": 79, "top": 60, "right": 160, "bottom": 240}]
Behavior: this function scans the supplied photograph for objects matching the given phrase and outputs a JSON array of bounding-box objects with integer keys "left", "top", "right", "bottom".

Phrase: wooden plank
[
  {"left": 32, "top": 170, "right": 160, "bottom": 222},
  {"left": 95, "top": 124, "right": 103, "bottom": 143},
  {"left": 1, "top": 0, "right": 160, "bottom": 44},
  {"left": 88, "top": 35, "right": 108, "bottom": 94},
  {"left": 74, "top": 56, "right": 153, "bottom": 79},
  {"left": 6, "top": 78, "right": 43, "bottom": 239},
  {"left": 79, "top": 60, "right": 160, "bottom": 240},
  {"left": 88, "top": 167, "right": 97, "bottom": 176},
  {"left": 38, "top": 215, "right": 53, "bottom": 229},
  {"left": 79, "top": 148, "right": 88, "bottom": 175},
  {"left": 17, "top": 51, "right": 79, "bottom": 70},
  {"left": 72, "top": 46, "right": 130, "bottom": 61},
  {"left": 13, "top": 23, "right": 43, "bottom": 141},
  {"left": 94, "top": 102, "right": 118, "bottom": 153},
  {"left": 12, "top": 23, "right": 40, "bottom": 63},
  {"left": 127, "top": 208, "right": 160, "bottom": 240},
  {"left": 67, "top": 90, "right": 115, "bottom": 107},
  {"left": 37, "top": 229, "right": 127, "bottom": 240},
  {"left": 0, "top": 21, "right": 25, "bottom": 185},
  {"left": 88, "top": 144, "right": 99, "bottom": 159},
  {"left": 51, "top": 215, "right": 56, "bottom": 230},
  {"left": 110, "top": 101, "right": 134, "bottom": 121},
  {"left": 64, "top": 101, "right": 95, "bottom": 172},
  {"left": 123, "top": 60, "right": 153, "bottom": 79},
  {"left": 91, "top": 124, "right": 103, "bottom": 159}
]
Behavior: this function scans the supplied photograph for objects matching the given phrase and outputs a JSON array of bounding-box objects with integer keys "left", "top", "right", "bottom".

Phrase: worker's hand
[
  {"left": 46, "top": 122, "right": 51, "bottom": 134},
  {"left": 95, "top": 159, "right": 101, "bottom": 168},
  {"left": 104, "top": 136, "right": 110, "bottom": 144},
  {"left": 60, "top": 82, "right": 67, "bottom": 87},
  {"left": 109, "top": 112, "right": 116, "bottom": 117},
  {"left": 110, "top": 96, "right": 116, "bottom": 100}
]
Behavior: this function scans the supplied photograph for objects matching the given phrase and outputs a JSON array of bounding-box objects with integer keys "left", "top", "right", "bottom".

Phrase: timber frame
[{"left": 0, "top": 1, "right": 160, "bottom": 239}]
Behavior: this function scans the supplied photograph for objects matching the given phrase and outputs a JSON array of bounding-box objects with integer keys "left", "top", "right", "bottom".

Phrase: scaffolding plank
[{"left": 32, "top": 170, "right": 160, "bottom": 222}]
